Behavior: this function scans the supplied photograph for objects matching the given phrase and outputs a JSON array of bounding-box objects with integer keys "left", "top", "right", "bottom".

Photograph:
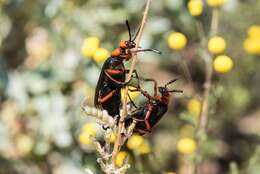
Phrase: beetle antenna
[
  {"left": 168, "top": 89, "right": 183, "bottom": 93},
  {"left": 131, "top": 48, "right": 161, "bottom": 54},
  {"left": 165, "top": 78, "right": 179, "bottom": 87},
  {"left": 132, "top": 25, "right": 141, "bottom": 41},
  {"left": 126, "top": 20, "right": 132, "bottom": 42}
]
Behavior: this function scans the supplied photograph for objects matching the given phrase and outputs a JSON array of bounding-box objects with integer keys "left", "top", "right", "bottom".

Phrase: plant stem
[
  {"left": 112, "top": 0, "right": 152, "bottom": 164},
  {"left": 195, "top": 8, "right": 219, "bottom": 174}
]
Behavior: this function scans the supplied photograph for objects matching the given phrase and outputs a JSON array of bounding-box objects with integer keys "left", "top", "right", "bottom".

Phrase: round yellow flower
[
  {"left": 187, "top": 99, "right": 201, "bottom": 117},
  {"left": 244, "top": 38, "right": 260, "bottom": 55},
  {"left": 81, "top": 123, "right": 97, "bottom": 137},
  {"left": 109, "top": 132, "right": 116, "bottom": 144},
  {"left": 213, "top": 55, "right": 233, "bottom": 73},
  {"left": 137, "top": 142, "right": 151, "bottom": 154},
  {"left": 188, "top": 0, "right": 203, "bottom": 17},
  {"left": 168, "top": 32, "right": 187, "bottom": 50},
  {"left": 16, "top": 134, "right": 34, "bottom": 156},
  {"left": 121, "top": 86, "right": 140, "bottom": 103},
  {"left": 208, "top": 36, "right": 226, "bottom": 54},
  {"left": 81, "top": 37, "right": 100, "bottom": 57},
  {"left": 248, "top": 25, "right": 260, "bottom": 38},
  {"left": 177, "top": 138, "right": 197, "bottom": 155},
  {"left": 115, "top": 151, "right": 128, "bottom": 167},
  {"left": 127, "top": 134, "right": 144, "bottom": 150},
  {"left": 78, "top": 132, "right": 93, "bottom": 145},
  {"left": 207, "top": 0, "right": 225, "bottom": 7},
  {"left": 93, "top": 48, "right": 109, "bottom": 63}
]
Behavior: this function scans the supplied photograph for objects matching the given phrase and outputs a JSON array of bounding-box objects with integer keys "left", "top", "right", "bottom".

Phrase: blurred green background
[{"left": 0, "top": 0, "right": 260, "bottom": 174}]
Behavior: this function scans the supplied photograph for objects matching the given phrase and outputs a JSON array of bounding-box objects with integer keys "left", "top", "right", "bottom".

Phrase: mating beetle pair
[{"left": 94, "top": 20, "right": 182, "bottom": 135}]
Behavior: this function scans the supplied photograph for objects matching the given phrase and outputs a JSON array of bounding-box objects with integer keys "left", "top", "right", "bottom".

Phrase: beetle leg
[
  {"left": 144, "top": 105, "right": 153, "bottom": 132},
  {"left": 98, "top": 90, "right": 116, "bottom": 103},
  {"left": 104, "top": 69, "right": 128, "bottom": 85}
]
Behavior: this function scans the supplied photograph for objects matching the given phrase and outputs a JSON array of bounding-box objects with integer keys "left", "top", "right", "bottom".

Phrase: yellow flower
[
  {"left": 16, "top": 134, "right": 34, "bottom": 156},
  {"left": 244, "top": 38, "right": 260, "bottom": 55},
  {"left": 109, "top": 132, "right": 116, "bottom": 144},
  {"left": 93, "top": 48, "right": 109, "bottom": 63},
  {"left": 81, "top": 37, "right": 100, "bottom": 57},
  {"left": 168, "top": 32, "right": 187, "bottom": 50},
  {"left": 213, "top": 55, "right": 233, "bottom": 73},
  {"left": 127, "top": 134, "right": 144, "bottom": 150},
  {"left": 81, "top": 123, "right": 97, "bottom": 137},
  {"left": 121, "top": 86, "right": 140, "bottom": 102},
  {"left": 180, "top": 124, "right": 195, "bottom": 138},
  {"left": 188, "top": 0, "right": 203, "bottom": 17},
  {"left": 78, "top": 131, "right": 93, "bottom": 145},
  {"left": 248, "top": 25, "right": 260, "bottom": 38},
  {"left": 165, "top": 172, "right": 176, "bottom": 174},
  {"left": 115, "top": 151, "right": 128, "bottom": 167},
  {"left": 137, "top": 141, "right": 151, "bottom": 154},
  {"left": 207, "top": 0, "right": 225, "bottom": 7},
  {"left": 187, "top": 99, "right": 201, "bottom": 117},
  {"left": 208, "top": 36, "right": 226, "bottom": 54},
  {"left": 177, "top": 138, "right": 197, "bottom": 155}
]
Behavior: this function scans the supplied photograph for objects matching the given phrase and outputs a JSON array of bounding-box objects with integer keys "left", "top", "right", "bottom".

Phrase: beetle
[
  {"left": 94, "top": 20, "right": 160, "bottom": 119},
  {"left": 125, "top": 78, "right": 183, "bottom": 135}
]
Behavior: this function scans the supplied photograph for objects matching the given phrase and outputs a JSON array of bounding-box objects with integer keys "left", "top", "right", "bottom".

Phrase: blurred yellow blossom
[
  {"left": 115, "top": 151, "right": 128, "bottom": 167},
  {"left": 188, "top": 0, "right": 203, "bottom": 17},
  {"left": 78, "top": 131, "right": 93, "bottom": 145},
  {"left": 244, "top": 38, "right": 260, "bottom": 55},
  {"left": 213, "top": 55, "right": 233, "bottom": 73},
  {"left": 81, "top": 37, "right": 100, "bottom": 57},
  {"left": 127, "top": 134, "right": 144, "bottom": 150},
  {"left": 16, "top": 134, "right": 34, "bottom": 156},
  {"left": 187, "top": 99, "right": 201, "bottom": 117},
  {"left": 208, "top": 36, "right": 226, "bottom": 54},
  {"left": 93, "top": 48, "right": 110, "bottom": 63},
  {"left": 81, "top": 123, "right": 97, "bottom": 136},
  {"left": 248, "top": 25, "right": 260, "bottom": 38},
  {"left": 168, "top": 32, "right": 187, "bottom": 50},
  {"left": 207, "top": 0, "right": 225, "bottom": 7},
  {"left": 137, "top": 141, "right": 151, "bottom": 154},
  {"left": 180, "top": 124, "right": 195, "bottom": 138},
  {"left": 165, "top": 172, "right": 176, "bottom": 174},
  {"left": 109, "top": 132, "right": 116, "bottom": 144},
  {"left": 121, "top": 86, "right": 140, "bottom": 102},
  {"left": 177, "top": 138, "right": 197, "bottom": 155}
]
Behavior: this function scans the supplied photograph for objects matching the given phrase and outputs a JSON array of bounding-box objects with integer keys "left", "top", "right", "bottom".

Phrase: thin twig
[
  {"left": 112, "top": 0, "right": 152, "bottom": 164},
  {"left": 194, "top": 8, "right": 219, "bottom": 174}
]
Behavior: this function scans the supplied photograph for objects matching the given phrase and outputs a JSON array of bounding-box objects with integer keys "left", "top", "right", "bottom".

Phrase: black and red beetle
[
  {"left": 94, "top": 20, "right": 160, "bottom": 119},
  {"left": 125, "top": 79, "right": 183, "bottom": 135}
]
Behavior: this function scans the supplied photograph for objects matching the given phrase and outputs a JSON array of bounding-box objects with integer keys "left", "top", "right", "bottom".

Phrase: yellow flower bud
[
  {"left": 248, "top": 25, "right": 260, "bottom": 38},
  {"left": 177, "top": 138, "right": 197, "bottom": 155},
  {"left": 208, "top": 36, "right": 226, "bottom": 54},
  {"left": 187, "top": 99, "right": 201, "bottom": 117},
  {"left": 109, "top": 132, "right": 116, "bottom": 144},
  {"left": 207, "top": 0, "right": 225, "bottom": 7},
  {"left": 81, "top": 37, "right": 100, "bottom": 57},
  {"left": 78, "top": 132, "right": 93, "bottom": 145},
  {"left": 93, "top": 48, "right": 109, "bottom": 63},
  {"left": 115, "top": 151, "right": 128, "bottom": 167},
  {"left": 188, "top": 0, "right": 203, "bottom": 17},
  {"left": 121, "top": 86, "right": 140, "bottom": 103},
  {"left": 81, "top": 123, "right": 97, "bottom": 137},
  {"left": 137, "top": 142, "right": 151, "bottom": 154},
  {"left": 244, "top": 38, "right": 260, "bottom": 55},
  {"left": 213, "top": 55, "right": 233, "bottom": 74},
  {"left": 168, "top": 32, "right": 187, "bottom": 50},
  {"left": 127, "top": 134, "right": 144, "bottom": 150}
]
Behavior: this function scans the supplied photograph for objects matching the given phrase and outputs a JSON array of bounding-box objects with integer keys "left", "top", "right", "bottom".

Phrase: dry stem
[
  {"left": 112, "top": 0, "right": 152, "bottom": 164},
  {"left": 195, "top": 8, "right": 219, "bottom": 174}
]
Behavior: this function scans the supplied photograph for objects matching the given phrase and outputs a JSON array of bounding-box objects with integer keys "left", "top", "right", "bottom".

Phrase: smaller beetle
[{"left": 125, "top": 78, "right": 183, "bottom": 135}]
